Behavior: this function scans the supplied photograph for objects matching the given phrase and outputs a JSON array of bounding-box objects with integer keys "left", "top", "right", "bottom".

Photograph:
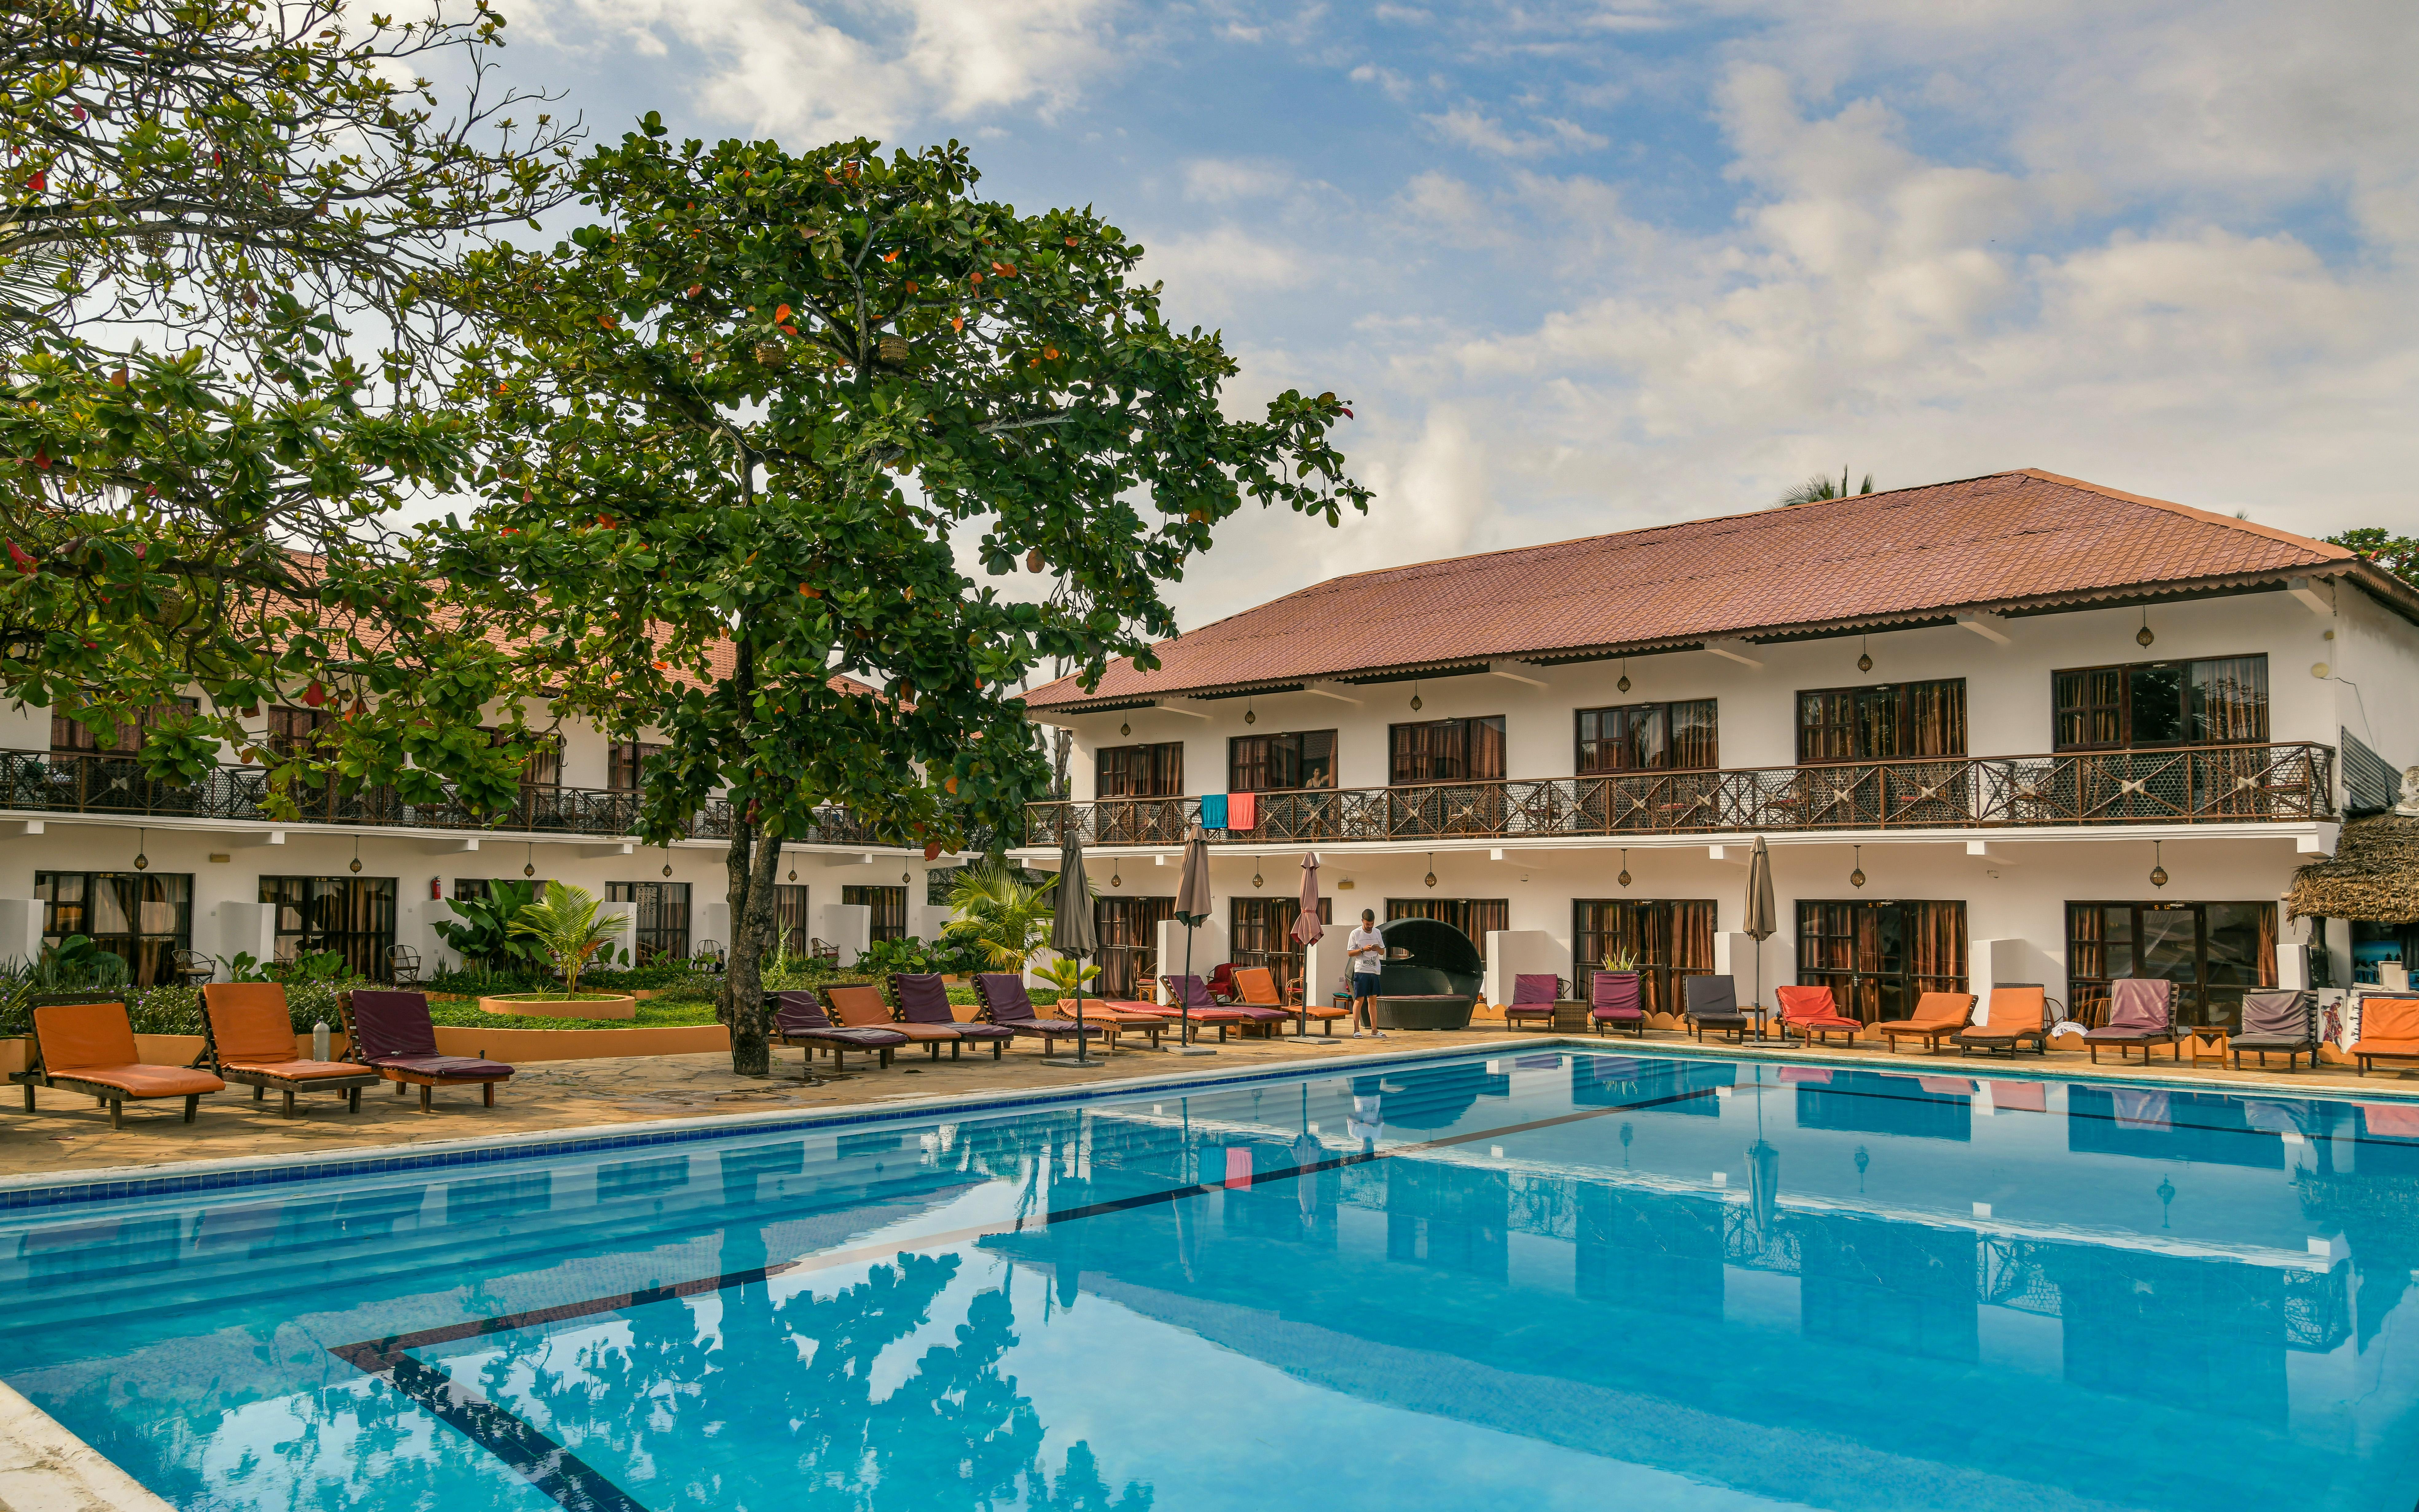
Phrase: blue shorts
[{"left": 1352, "top": 973, "right": 1382, "bottom": 998}]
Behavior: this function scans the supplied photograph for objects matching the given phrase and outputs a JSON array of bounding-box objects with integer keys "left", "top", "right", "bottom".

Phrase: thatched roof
[{"left": 2288, "top": 814, "right": 2419, "bottom": 922}]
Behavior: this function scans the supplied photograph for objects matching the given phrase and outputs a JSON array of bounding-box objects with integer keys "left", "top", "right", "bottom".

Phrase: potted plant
[{"left": 478, "top": 884, "right": 640, "bottom": 1019}]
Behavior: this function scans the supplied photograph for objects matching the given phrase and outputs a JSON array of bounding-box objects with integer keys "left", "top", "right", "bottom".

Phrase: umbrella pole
[
  {"left": 1072, "top": 963, "right": 1095, "bottom": 1066},
  {"left": 1181, "top": 923, "right": 1196, "bottom": 1045}
]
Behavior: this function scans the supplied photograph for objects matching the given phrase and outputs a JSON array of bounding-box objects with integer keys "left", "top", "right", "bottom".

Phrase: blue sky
[{"left": 500, "top": 0, "right": 2419, "bottom": 629}]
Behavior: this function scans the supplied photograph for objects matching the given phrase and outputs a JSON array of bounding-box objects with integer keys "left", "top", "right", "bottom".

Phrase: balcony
[
  {"left": 0, "top": 750, "right": 937, "bottom": 849},
  {"left": 1026, "top": 742, "right": 2337, "bottom": 847}
]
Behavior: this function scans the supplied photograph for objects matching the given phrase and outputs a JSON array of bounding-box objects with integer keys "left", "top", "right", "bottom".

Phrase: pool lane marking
[
  {"left": 326, "top": 1339, "right": 648, "bottom": 1512},
  {"left": 331, "top": 1081, "right": 1717, "bottom": 1363},
  {"left": 324, "top": 1081, "right": 1717, "bottom": 1512}
]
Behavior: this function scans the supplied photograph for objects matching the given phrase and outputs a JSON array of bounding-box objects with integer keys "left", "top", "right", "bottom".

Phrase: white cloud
[
  {"left": 1425, "top": 105, "right": 1610, "bottom": 158},
  {"left": 533, "top": 0, "right": 1130, "bottom": 140},
  {"left": 1136, "top": 226, "right": 1317, "bottom": 320},
  {"left": 1182, "top": 159, "right": 1295, "bottom": 203}
]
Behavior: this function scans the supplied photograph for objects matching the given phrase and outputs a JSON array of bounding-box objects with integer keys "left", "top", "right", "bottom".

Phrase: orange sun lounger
[
  {"left": 1235, "top": 966, "right": 1345, "bottom": 1035},
  {"left": 2351, "top": 995, "right": 2419, "bottom": 1076},
  {"left": 199, "top": 982, "right": 382, "bottom": 1116},
  {"left": 827, "top": 984, "right": 964, "bottom": 1059},
  {"left": 1873, "top": 992, "right": 1976, "bottom": 1054},
  {"left": 14, "top": 999, "right": 224, "bottom": 1129}
]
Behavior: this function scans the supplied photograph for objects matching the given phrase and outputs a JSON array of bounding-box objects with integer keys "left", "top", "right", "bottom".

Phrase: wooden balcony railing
[
  {"left": 0, "top": 750, "right": 972, "bottom": 850},
  {"left": 1026, "top": 742, "right": 2337, "bottom": 847}
]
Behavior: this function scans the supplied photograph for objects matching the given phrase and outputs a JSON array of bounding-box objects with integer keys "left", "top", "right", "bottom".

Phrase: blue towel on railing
[{"left": 1200, "top": 793, "right": 1228, "bottom": 828}]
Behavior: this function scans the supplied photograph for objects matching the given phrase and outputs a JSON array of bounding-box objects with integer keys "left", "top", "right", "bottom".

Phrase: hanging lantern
[
  {"left": 662, "top": 863, "right": 674, "bottom": 878},
  {"left": 1252, "top": 858, "right": 1264, "bottom": 888},
  {"left": 350, "top": 856, "right": 363, "bottom": 874},
  {"left": 1110, "top": 870, "right": 1121, "bottom": 887},
  {"left": 1617, "top": 847, "right": 1631, "bottom": 889},
  {"left": 2150, "top": 840, "right": 2168, "bottom": 888},
  {"left": 788, "top": 865, "right": 797, "bottom": 881},
  {"left": 523, "top": 842, "right": 536, "bottom": 879},
  {"left": 132, "top": 827, "right": 148, "bottom": 872},
  {"left": 2137, "top": 609, "right": 2155, "bottom": 648},
  {"left": 1857, "top": 633, "right": 1872, "bottom": 674},
  {"left": 1617, "top": 656, "right": 1630, "bottom": 695},
  {"left": 1424, "top": 852, "right": 1438, "bottom": 888},
  {"left": 350, "top": 838, "right": 362, "bottom": 874},
  {"left": 1849, "top": 844, "right": 1866, "bottom": 889},
  {"left": 1120, "top": 721, "right": 1131, "bottom": 737},
  {"left": 1410, "top": 681, "right": 1423, "bottom": 712},
  {"left": 1244, "top": 702, "right": 1257, "bottom": 725}
]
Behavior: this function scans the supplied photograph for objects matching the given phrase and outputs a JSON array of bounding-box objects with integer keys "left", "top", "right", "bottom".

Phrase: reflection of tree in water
[
  {"left": 494, "top": 1251, "right": 1148, "bottom": 1509},
  {"left": 2297, "top": 1169, "right": 2419, "bottom": 1349}
]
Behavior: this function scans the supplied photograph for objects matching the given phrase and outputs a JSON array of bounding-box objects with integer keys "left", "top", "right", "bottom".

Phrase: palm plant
[
  {"left": 1778, "top": 467, "right": 1876, "bottom": 506},
  {"left": 941, "top": 860, "right": 1057, "bottom": 971},
  {"left": 1032, "top": 956, "right": 1100, "bottom": 995},
  {"left": 506, "top": 883, "right": 627, "bottom": 996}
]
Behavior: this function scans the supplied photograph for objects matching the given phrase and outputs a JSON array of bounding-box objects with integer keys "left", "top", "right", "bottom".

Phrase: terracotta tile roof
[{"left": 1026, "top": 468, "right": 2391, "bottom": 711}]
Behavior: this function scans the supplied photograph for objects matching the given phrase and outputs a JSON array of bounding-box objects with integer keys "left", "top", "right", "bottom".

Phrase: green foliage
[
  {"left": 1031, "top": 956, "right": 1101, "bottom": 995},
  {"left": 433, "top": 129, "right": 1368, "bottom": 1074},
  {"left": 1598, "top": 945, "right": 1639, "bottom": 972},
  {"left": 425, "top": 997, "right": 723, "bottom": 1030},
  {"left": 0, "top": 0, "right": 574, "bottom": 817},
  {"left": 31, "top": 934, "right": 130, "bottom": 994},
  {"left": 2329, "top": 529, "right": 2419, "bottom": 590},
  {"left": 216, "top": 951, "right": 273, "bottom": 983},
  {"left": 432, "top": 880, "right": 548, "bottom": 975},
  {"left": 506, "top": 881, "right": 627, "bottom": 995},
  {"left": 1779, "top": 468, "right": 1876, "bottom": 506},
  {"left": 943, "top": 860, "right": 1058, "bottom": 971}
]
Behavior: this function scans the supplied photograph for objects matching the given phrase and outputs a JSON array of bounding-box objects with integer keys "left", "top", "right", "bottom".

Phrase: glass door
[
  {"left": 1094, "top": 897, "right": 1175, "bottom": 998},
  {"left": 2065, "top": 901, "right": 2276, "bottom": 1029},
  {"left": 1796, "top": 900, "right": 1968, "bottom": 1023}
]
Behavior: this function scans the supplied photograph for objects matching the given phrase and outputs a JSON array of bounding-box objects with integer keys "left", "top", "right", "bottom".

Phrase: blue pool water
[{"left": 6, "top": 1049, "right": 2419, "bottom": 1510}]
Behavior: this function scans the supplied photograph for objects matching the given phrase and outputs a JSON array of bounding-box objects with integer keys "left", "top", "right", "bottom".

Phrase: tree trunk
[{"left": 722, "top": 817, "right": 783, "bottom": 1077}]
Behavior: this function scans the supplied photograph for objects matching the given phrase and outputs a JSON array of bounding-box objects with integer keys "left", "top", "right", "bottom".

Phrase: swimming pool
[{"left": 4, "top": 1048, "right": 2418, "bottom": 1510}]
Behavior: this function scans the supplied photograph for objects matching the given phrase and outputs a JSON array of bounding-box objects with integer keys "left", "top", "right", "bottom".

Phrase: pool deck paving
[{"left": 5, "top": 1020, "right": 2417, "bottom": 1183}]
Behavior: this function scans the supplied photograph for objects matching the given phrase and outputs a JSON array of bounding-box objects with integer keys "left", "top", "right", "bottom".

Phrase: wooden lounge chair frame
[
  {"left": 196, "top": 984, "right": 382, "bottom": 1117},
  {"left": 11, "top": 996, "right": 224, "bottom": 1129},
  {"left": 769, "top": 996, "right": 902, "bottom": 1074},
  {"left": 2351, "top": 993, "right": 2419, "bottom": 1077},
  {"left": 336, "top": 991, "right": 515, "bottom": 1112},
  {"left": 2084, "top": 979, "right": 2182, "bottom": 1066},
  {"left": 973, "top": 974, "right": 1114, "bottom": 1055},
  {"left": 1588, "top": 971, "right": 1647, "bottom": 1039},
  {"left": 1874, "top": 992, "right": 1977, "bottom": 1055},
  {"left": 2230, "top": 989, "right": 2320, "bottom": 1072},
  {"left": 1953, "top": 986, "right": 2057, "bottom": 1058},
  {"left": 1775, "top": 985, "right": 1862, "bottom": 1048}
]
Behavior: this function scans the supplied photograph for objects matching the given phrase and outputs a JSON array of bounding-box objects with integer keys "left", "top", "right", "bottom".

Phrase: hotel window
[
  {"left": 842, "top": 884, "right": 908, "bottom": 943},
  {"left": 2053, "top": 656, "right": 2268, "bottom": 750},
  {"left": 1389, "top": 716, "right": 1506, "bottom": 784},
  {"left": 52, "top": 698, "right": 199, "bottom": 756},
  {"left": 492, "top": 729, "right": 562, "bottom": 789},
  {"left": 35, "top": 871, "right": 192, "bottom": 986},
  {"left": 260, "top": 876, "right": 397, "bottom": 982},
  {"left": 1229, "top": 730, "right": 1337, "bottom": 792},
  {"left": 1385, "top": 897, "right": 1509, "bottom": 942},
  {"left": 1096, "top": 742, "right": 1184, "bottom": 798},
  {"left": 1796, "top": 899, "right": 1968, "bottom": 1023},
  {"left": 608, "top": 881, "right": 691, "bottom": 963},
  {"left": 773, "top": 883, "right": 815, "bottom": 956},
  {"left": 609, "top": 741, "right": 665, "bottom": 792},
  {"left": 1575, "top": 700, "right": 1718, "bottom": 774},
  {"left": 1796, "top": 680, "right": 1967, "bottom": 763},
  {"left": 1572, "top": 899, "right": 1717, "bottom": 1019},
  {"left": 2066, "top": 901, "right": 2276, "bottom": 1030}
]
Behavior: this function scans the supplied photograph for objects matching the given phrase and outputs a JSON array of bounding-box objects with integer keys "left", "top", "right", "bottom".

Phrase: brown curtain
[
  {"left": 1670, "top": 700, "right": 1719, "bottom": 770},
  {"left": 2257, "top": 904, "right": 2277, "bottom": 986},
  {"left": 2191, "top": 657, "right": 2269, "bottom": 744},
  {"left": 1908, "top": 901, "right": 1968, "bottom": 991},
  {"left": 1906, "top": 680, "right": 1967, "bottom": 757}
]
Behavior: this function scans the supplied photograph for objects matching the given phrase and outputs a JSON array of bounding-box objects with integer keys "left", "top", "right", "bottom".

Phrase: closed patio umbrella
[
  {"left": 1744, "top": 836, "right": 1777, "bottom": 1039},
  {"left": 1289, "top": 852, "right": 1325, "bottom": 1037},
  {"left": 1050, "top": 828, "right": 1101, "bottom": 1067},
  {"left": 1173, "top": 825, "right": 1213, "bottom": 1048}
]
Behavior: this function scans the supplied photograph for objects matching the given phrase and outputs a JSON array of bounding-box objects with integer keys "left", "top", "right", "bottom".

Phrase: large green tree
[
  {"left": 2329, "top": 529, "right": 2419, "bottom": 590},
  {"left": 0, "top": 0, "right": 576, "bottom": 809},
  {"left": 441, "top": 125, "right": 1368, "bottom": 1073}
]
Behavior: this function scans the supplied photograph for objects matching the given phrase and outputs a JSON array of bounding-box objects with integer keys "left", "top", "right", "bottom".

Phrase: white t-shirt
[{"left": 1346, "top": 926, "right": 1386, "bottom": 976}]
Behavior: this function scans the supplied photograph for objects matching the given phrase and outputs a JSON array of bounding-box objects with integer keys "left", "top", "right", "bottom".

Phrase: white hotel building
[
  {"left": 1016, "top": 471, "right": 2419, "bottom": 1030},
  {"left": 0, "top": 687, "right": 955, "bottom": 985}
]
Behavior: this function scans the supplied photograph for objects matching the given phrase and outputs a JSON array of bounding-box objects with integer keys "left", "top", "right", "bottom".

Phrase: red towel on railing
[{"left": 1228, "top": 791, "right": 1257, "bottom": 830}]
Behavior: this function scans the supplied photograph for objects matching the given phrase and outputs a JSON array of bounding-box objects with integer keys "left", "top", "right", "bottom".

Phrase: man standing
[{"left": 1346, "top": 907, "right": 1387, "bottom": 1038}]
